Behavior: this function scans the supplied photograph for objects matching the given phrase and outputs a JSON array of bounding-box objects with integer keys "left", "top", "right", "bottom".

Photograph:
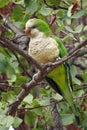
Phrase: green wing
[
  {"left": 52, "top": 36, "right": 67, "bottom": 57},
  {"left": 46, "top": 36, "right": 81, "bottom": 126}
]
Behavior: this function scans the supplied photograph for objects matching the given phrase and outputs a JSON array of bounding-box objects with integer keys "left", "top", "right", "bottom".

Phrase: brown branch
[
  {"left": 71, "top": 48, "right": 87, "bottom": 64},
  {"left": 51, "top": 98, "right": 63, "bottom": 130},
  {"left": 73, "top": 62, "right": 87, "bottom": 70},
  {"left": 3, "top": 16, "right": 22, "bottom": 34},
  {"left": 6, "top": 39, "right": 87, "bottom": 115},
  {"left": 0, "top": 38, "right": 43, "bottom": 71}
]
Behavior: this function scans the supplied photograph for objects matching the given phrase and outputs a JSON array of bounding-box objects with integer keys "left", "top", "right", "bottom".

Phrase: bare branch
[
  {"left": 3, "top": 17, "right": 22, "bottom": 34},
  {"left": 51, "top": 98, "right": 63, "bottom": 130},
  {"left": 73, "top": 62, "right": 87, "bottom": 70},
  {"left": 71, "top": 48, "right": 87, "bottom": 64}
]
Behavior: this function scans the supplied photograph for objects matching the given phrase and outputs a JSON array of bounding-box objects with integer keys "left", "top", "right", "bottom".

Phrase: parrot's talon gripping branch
[{"left": 32, "top": 73, "right": 40, "bottom": 82}]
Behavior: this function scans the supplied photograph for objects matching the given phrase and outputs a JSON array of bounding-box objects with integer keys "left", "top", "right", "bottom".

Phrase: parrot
[{"left": 25, "top": 18, "right": 81, "bottom": 126}]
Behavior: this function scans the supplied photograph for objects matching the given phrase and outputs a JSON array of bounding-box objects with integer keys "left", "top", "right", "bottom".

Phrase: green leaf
[
  {"left": 0, "top": 53, "right": 7, "bottom": 72},
  {"left": 6, "top": 65, "right": 16, "bottom": 83},
  {"left": 46, "top": 0, "right": 61, "bottom": 6},
  {"left": 67, "top": 5, "right": 73, "bottom": 17},
  {"left": 66, "top": 18, "right": 71, "bottom": 25},
  {"left": 73, "top": 89, "right": 84, "bottom": 98},
  {"left": 61, "top": 114, "right": 74, "bottom": 125},
  {"left": 0, "top": 0, "right": 10, "bottom": 8},
  {"left": 37, "top": 98, "right": 50, "bottom": 106},
  {"left": 52, "top": 93, "right": 63, "bottom": 101},
  {"left": 24, "top": 111, "right": 36, "bottom": 126},
  {"left": 81, "top": 72, "right": 87, "bottom": 82},
  {"left": 63, "top": 33, "right": 74, "bottom": 42},
  {"left": 13, "top": 117, "right": 22, "bottom": 128},
  {"left": 32, "top": 108, "right": 43, "bottom": 116},
  {"left": 71, "top": 66, "right": 81, "bottom": 85},
  {"left": 24, "top": 0, "right": 38, "bottom": 14},
  {"left": 39, "top": 5, "right": 51, "bottom": 16},
  {"left": 15, "top": 75, "right": 29, "bottom": 86},
  {"left": 56, "top": 24, "right": 65, "bottom": 33},
  {"left": 12, "top": 5, "right": 24, "bottom": 21},
  {"left": 75, "top": 24, "right": 83, "bottom": 33},
  {"left": 0, "top": 126, "right": 9, "bottom": 130},
  {"left": 4, "top": 116, "right": 14, "bottom": 127},
  {"left": 9, "top": 56, "right": 18, "bottom": 70},
  {"left": 82, "top": 111, "right": 87, "bottom": 128},
  {"left": 2, "top": 91, "right": 16, "bottom": 103},
  {"left": 32, "top": 99, "right": 40, "bottom": 107},
  {"left": 44, "top": 109, "right": 53, "bottom": 125},
  {"left": 23, "top": 94, "right": 33, "bottom": 104},
  {"left": 39, "top": 87, "right": 50, "bottom": 96},
  {"left": 71, "top": 10, "right": 85, "bottom": 19},
  {"left": 65, "top": 26, "right": 74, "bottom": 33},
  {"left": 0, "top": 115, "right": 14, "bottom": 127},
  {"left": 65, "top": 24, "right": 83, "bottom": 34},
  {"left": 81, "top": 0, "right": 87, "bottom": 10}
]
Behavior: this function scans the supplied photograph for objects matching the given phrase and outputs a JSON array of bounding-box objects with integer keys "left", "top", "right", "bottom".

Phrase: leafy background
[{"left": 0, "top": 0, "right": 87, "bottom": 130}]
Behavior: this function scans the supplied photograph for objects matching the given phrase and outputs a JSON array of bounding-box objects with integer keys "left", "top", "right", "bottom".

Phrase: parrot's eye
[{"left": 31, "top": 25, "right": 36, "bottom": 29}]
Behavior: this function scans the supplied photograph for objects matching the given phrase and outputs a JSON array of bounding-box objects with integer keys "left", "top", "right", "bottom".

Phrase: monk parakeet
[{"left": 25, "top": 18, "right": 81, "bottom": 126}]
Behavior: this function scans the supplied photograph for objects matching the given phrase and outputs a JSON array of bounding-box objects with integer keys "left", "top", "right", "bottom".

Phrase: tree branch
[
  {"left": 0, "top": 38, "right": 86, "bottom": 115},
  {"left": 51, "top": 98, "right": 63, "bottom": 130},
  {"left": 0, "top": 38, "right": 43, "bottom": 71},
  {"left": 3, "top": 17, "right": 22, "bottom": 34},
  {"left": 71, "top": 48, "right": 87, "bottom": 64}
]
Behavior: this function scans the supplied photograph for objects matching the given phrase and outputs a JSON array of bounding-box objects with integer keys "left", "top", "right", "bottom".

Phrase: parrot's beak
[{"left": 25, "top": 28, "right": 31, "bottom": 36}]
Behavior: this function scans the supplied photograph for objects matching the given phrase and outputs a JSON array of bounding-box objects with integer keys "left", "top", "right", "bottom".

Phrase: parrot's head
[{"left": 25, "top": 18, "right": 51, "bottom": 37}]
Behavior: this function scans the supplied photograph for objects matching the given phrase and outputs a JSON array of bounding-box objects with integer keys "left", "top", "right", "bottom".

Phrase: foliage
[{"left": 0, "top": 0, "right": 87, "bottom": 130}]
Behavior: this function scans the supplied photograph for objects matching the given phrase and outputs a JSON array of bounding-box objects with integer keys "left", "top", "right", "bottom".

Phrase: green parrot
[{"left": 25, "top": 18, "right": 81, "bottom": 126}]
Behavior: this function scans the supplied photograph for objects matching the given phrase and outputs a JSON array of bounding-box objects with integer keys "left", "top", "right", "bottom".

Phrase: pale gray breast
[{"left": 28, "top": 36, "right": 59, "bottom": 64}]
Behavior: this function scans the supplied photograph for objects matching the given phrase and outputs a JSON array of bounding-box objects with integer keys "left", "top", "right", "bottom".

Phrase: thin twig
[
  {"left": 62, "top": 0, "right": 70, "bottom": 6},
  {"left": 12, "top": 51, "right": 32, "bottom": 78},
  {"left": 43, "top": 0, "right": 68, "bottom": 10},
  {"left": 71, "top": 48, "right": 87, "bottom": 64},
  {"left": 51, "top": 98, "right": 63, "bottom": 130}
]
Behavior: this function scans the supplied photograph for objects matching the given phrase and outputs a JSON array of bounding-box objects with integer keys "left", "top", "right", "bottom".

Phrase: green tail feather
[
  {"left": 47, "top": 65, "right": 81, "bottom": 127},
  {"left": 70, "top": 104, "right": 81, "bottom": 127}
]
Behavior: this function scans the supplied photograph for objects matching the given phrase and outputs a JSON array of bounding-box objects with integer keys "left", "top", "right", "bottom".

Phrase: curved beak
[{"left": 24, "top": 28, "right": 31, "bottom": 36}]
